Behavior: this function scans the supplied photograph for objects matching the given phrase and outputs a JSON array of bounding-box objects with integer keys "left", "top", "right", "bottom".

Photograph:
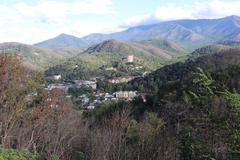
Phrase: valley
[{"left": 1, "top": 14, "right": 240, "bottom": 160}]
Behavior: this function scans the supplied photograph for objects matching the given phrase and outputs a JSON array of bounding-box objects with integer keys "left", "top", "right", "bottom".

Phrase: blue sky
[{"left": 0, "top": 0, "right": 240, "bottom": 44}]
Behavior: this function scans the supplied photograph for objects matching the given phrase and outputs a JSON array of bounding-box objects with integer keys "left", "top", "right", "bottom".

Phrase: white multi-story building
[
  {"left": 127, "top": 55, "right": 134, "bottom": 63},
  {"left": 53, "top": 75, "right": 62, "bottom": 80},
  {"left": 74, "top": 80, "right": 97, "bottom": 90},
  {"left": 115, "top": 91, "right": 137, "bottom": 100}
]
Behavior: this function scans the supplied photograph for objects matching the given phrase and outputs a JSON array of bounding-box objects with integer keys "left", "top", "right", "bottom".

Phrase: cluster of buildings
[
  {"left": 115, "top": 91, "right": 137, "bottom": 100},
  {"left": 108, "top": 75, "right": 143, "bottom": 84},
  {"left": 74, "top": 80, "right": 97, "bottom": 90},
  {"left": 45, "top": 54, "right": 149, "bottom": 110},
  {"left": 108, "top": 76, "right": 135, "bottom": 84},
  {"left": 47, "top": 83, "right": 71, "bottom": 93},
  {"left": 52, "top": 75, "right": 62, "bottom": 80},
  {"left": 46, "top": 80, "right": 97, "bottom": 92},
  {"left": 78, "top": 91, "right": 138, "bottom": 110},
  {"left": 98, "top": 91, "right": 137, "bottom": 101}
]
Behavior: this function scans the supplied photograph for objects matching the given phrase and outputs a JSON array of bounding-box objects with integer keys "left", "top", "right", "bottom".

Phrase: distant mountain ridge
[
  {"left": 35, "top": 33, "right": 87, "bottom": 49},
  {"left": 0, "top": 42, "right": 80, "bottom": 69},
  {"left": 137, "top": 39, "right": 187, "bottom": 55},
  {"left": 84, "top": 39, "right": 183, "bottom": 59},
  {"left": 82, "top": 15, "right": 240, "bottom": 44},
  {"left": 35, "top": 15, "right": 240, "bottom": 50}
]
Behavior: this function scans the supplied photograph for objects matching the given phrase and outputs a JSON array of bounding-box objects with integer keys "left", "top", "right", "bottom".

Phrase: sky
[{"left": 0, "top": 0, "right": 240, "bottom": 44}]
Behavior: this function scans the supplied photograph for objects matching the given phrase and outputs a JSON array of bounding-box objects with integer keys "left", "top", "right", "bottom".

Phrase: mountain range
[
  {"left": 1, "top": 15, "right": 240, "bottom": 70},
  {"left": 35, "top": 33, "right": 87, "bottom": 50},
  {"left": 36, "top": 15, "right": 240, "bottom": 50}
]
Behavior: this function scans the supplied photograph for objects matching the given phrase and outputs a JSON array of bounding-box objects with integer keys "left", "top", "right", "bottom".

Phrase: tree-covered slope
[
  {"left": 137, "top": 39, "right": 188, "bottom": 55},
  {"left": 123, "top": 48, "right": 240, "bottom": 93},
  {"left": 0, "top": 42, "right": 80, "bottom": 69},
  {"left": 85, "top": 48, "right": 240, "bottom": 159},
  {"left": 190, "top": 45, "right": 232, "bottom": 57},
  {"left": 45, "top": 39, "right": 187, "bottom": 80},
  {"left": 190, "top": 40, "right": 240, "bottom": 57},
  {"left": 84, "top": 39, "right": 182, "bottom": 59},
  {"left": 35, "top": 33, "right": 87, "bottom": 49}
]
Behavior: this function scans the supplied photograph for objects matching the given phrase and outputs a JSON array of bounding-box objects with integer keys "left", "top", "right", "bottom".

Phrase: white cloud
[
  {"left": 121, "top": 0, "right": 240, "bottom": 28},
  {"left": 13, "top": 0, "right": 114, "bottom": 22},
  {"left": 0, "top": 0, "right": 115, "bottom": 43},
  {"left": 120, "top": 14, "right": 157, "bottom": 28},
  {"left": 154, "top": 6, "right": 194, "bottom": 20},
  {"left": 13, "top": 0, "right": 113, "bottom": 21},
  {"left": 0, "top": 20, "right": 122, "bottom": 44},
  {"left": 192, "top": 0, "right": 240, "bottom": 19}
]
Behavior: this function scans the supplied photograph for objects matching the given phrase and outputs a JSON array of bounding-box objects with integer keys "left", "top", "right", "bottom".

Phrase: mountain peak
[
  {"left": 101, "top": 39, "right": 122, "bottom": 44},
  {"left": 59, "top": 33, "right": 68, "bottom": 36},
  {"left": 224, "top": 15, "right": 240, "bottom": 22},
  {"left": 35, "top": 33, "right": 86, "bottom": 49},
  {"left": 58, "top": 33, "right": 69, "bottom": 37},
  {"left": 57, "top": 33, "right": 79, "bottom": 39},
  {"left": 229, "top": 15, "right": 240, "bottom": 19},
  {"left": 84, "top": 39, "right": 128, "bottom": 54}
]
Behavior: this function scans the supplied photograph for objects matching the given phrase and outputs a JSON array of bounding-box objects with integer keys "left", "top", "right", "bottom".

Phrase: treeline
[
  {"left": 0, "top": 54, "right": 168, "bottom": 160},
  {"left": 0, "top": 54, "right": 173, "bottom": 160},
  {"left": 45, "top": 59, "right": 146, "bottom": 82},
  {"left": 98, "top": 49, "right": 240, "bottom": 93},
  {"left": 87, "top": 49, "right": 240, "bottom": 159},
  {"left": 90, "top": 66, "right": 240, "bottom": 159},
  {"left": 121, "top": 49, "right": 240, "bottom": 94},
  {"left": 0, "top": 54, "right": 82, "bottom": 159}
]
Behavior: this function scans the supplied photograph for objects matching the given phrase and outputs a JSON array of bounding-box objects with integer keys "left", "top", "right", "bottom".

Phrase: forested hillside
[
  {"left": 121, "top": 49, "right": 240, "bottom": 92},
  {"left": 85, "top": 49, "right": 240, "bottom": 159},
  {"left": 45, "top": 39, "right": 186, "bottom": 81},
  {"left": 2, "top": 48, "right": 240, "bottom": 159},
  {"left": 0, "top": 42, "right": 80, "bottom": 69}
]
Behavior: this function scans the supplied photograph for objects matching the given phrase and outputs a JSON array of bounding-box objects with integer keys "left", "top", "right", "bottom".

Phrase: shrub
[{"left": 0, "top": 147, "right": 39, "bottom": 160}]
